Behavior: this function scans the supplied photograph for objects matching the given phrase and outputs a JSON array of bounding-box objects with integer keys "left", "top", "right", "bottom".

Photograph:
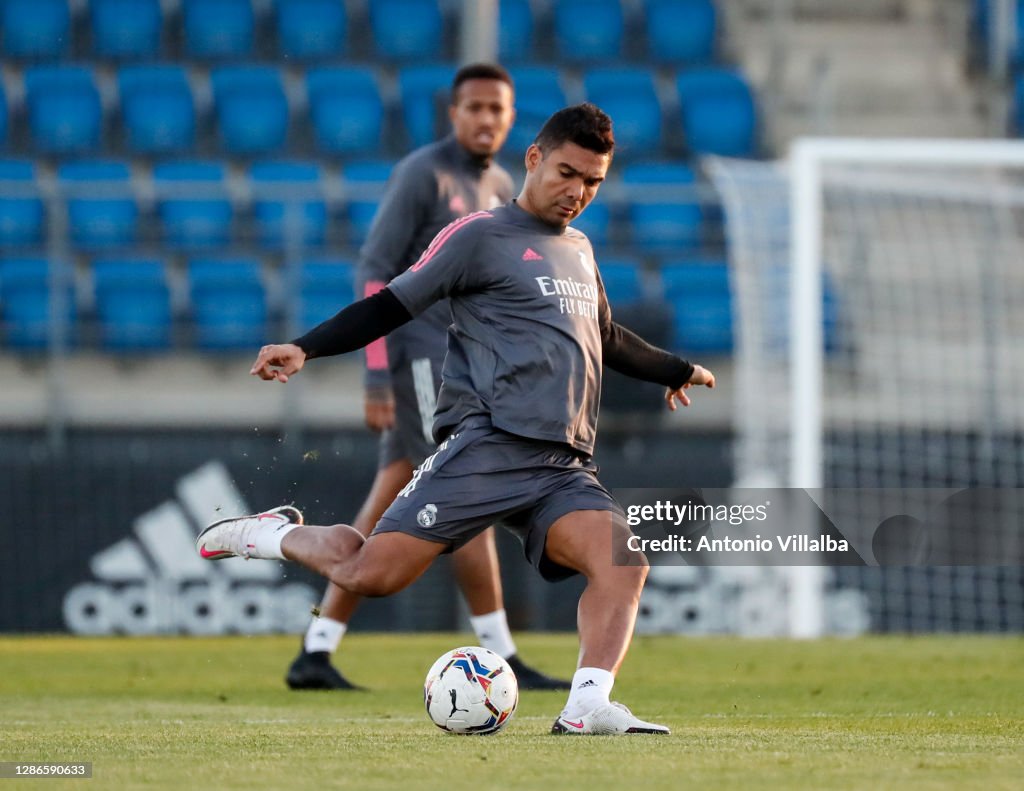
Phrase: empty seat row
[
  {"left": 2, "top": 0, "right": 719, "bottom": 65},
  {"left": 2, "top": 0, "right": 407, "bottom": 62},
  {"left": 489, "top": 66, "right": 756, "bottom": 157},
  {"left": 0, "top": 256, "right": 736, "bottom": 353},
  {"left": 0, "top": 158, "right": 723, "bottom": 253},
  {"left": 0, "top": 158, "right": 395, "bottom": 249},
  {"left": 2, "top": 64, "right": 756, "bottom": 158},
  {"left": 0, "top": 256, "right": 356, "bottom": 351},
  {"left": 590, "top": 259, "right": 839, "bottom": 356},
  {"left": 599, "top": 259, "right": 733, "bottom": 353}
]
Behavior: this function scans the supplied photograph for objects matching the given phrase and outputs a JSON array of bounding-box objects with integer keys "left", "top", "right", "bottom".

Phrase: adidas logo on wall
[{"left": 62, "top": 461, "right": 317, "bottom": 636}]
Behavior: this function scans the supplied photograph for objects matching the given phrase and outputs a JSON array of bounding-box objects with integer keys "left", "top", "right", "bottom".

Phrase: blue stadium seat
[
  {"left": 751, "top": 264, "right": 842, "bottom": 355},
  {"left": 659, "top": 260, "right": 733, "bottom": 353},
  {"left": 1, "top": 0, "right": 70, "bottom": 59},
  {"left": 1016, "top": 0, "right": 1024, "bottom": 65},
  {"left": 212, "top": 66, "right": 289, "bottom": 154},
  {"left": 1014, "top": 75, "right": 1024, "bottom": 134},
  {"left": 182, "top": 0, "right": 254, "bottom": 58},
  {"left": 623, "top": 162, "right": 704, "bottom": 252},
  {"left": 499, "top": 0, "right": 534, "bottom": 63},
  {"left": 554, "top": 0, "right": 624, "bottom": 62},
  {"left": 583, "top": 68, "right": 663, "bottom": 155},
  {"left": 570, "top": 202, "right": 611, "bottom": 248},
  {"left": 24, "top": 66, "right": 103, "bottom": 154},
  {"left": 58, "top": 161, "right": 137, "bottom": 249},
  {"left": 276, "top": 0, "right": 346, "bottom": 59},
  {"left": 0, "top": 258, "right": 76, "bottom": 349},
  {"left": 154, "top": 161, "right": 233, "bottom": 249},
  {"left": 644, "top": 0, "right": 717, "bottom": 63},
  {"left": 822, "top": 272, "right": 841, "bottom": 354},
  {"left": 299, "top": 259, "right": 355, "bottom": 327},
  {"left": 91, "top": 258, "right": 172, "bottom": 350},
  {"left": 90, "top": 0, "right": 162, "bottom": 59},
  {"left": 599, "top": 258, "right": 645, "bottom": 307},
  {"left": 118, "top": 65, "right": 195, "bottom": 153},
  {"left": 306, "top": 67, "right": 383, "bottom": 155},
  {"left": 342, "top": 161, "right": 394, "bottom": 246},
  {"left": 972, "top": 0, "right": 990, "bottom": 44},
  {"left": 187, "top": 258, "right": 267, "bottom": 350},
  {"left": 369, "top": 0, "right": 443, "bottom": 61},
  {"left": 398, "top": 64, "right": 456, "bottom": 148},
  {"left": 0, "top": 82, "right": 6, "bottom": 146},
  {"left": 506, "top": 67, "right": 567, "bottom": 154},
  {"left": 0, "top": 160, "right": 44, "bottom": 247},
  {"left": 676, "top": 68, "right": 757, "bottom": 157},
  {"left": 968, "top": 0, "right": 1024, "bottom": 67},
  {"left": 249, "top": 161, "right": 327, "bottom": 248}
]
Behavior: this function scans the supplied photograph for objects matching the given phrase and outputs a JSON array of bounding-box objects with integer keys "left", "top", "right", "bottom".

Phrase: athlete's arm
[
  {"left": 250, "top": 288, "right": 412, "bottom": 383},
  {"left": 601, "top": 320, "right": 694, "bottom": 388},
  {"left": 295, "top": 287, "right": 412, "bottom": 359},
  {"left": 601, "top": 320, "right": 716, "bottom": 409}
]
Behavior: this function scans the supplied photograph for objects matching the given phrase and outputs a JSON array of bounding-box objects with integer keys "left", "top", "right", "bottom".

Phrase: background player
[
  {"left": 286, "top": 63, "right": 568, "bottom": 692},
  {"left": 200, "top": 104, "right": 716, "bottom": 734}
]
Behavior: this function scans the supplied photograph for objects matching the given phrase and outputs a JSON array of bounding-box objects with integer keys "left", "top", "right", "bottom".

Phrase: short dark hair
[
  {"left": 533, "top": 103, "right": 615, "bottom": 156},
  {"left": 450, "top": 63, "right": 514, "bottom": 104}
]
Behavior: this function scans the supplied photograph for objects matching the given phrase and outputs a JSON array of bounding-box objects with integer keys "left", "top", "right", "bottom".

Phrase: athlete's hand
[
  {"left": 364, "top": 386, "right": 396, "bottom": 432},
  {"left": 250, "top": 343, "right": 307, "bottom": 383},
  {"left": 665, "top": 364, "right": 716, "bottom": 410}
]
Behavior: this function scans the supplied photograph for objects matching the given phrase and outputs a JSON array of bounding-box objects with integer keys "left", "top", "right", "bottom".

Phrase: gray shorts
[
  {"left": 372, "top": 418, "right": 624, "bottom": 581},
  {"left": 377, "top": 357, "right": 441, "bottom": 470}
]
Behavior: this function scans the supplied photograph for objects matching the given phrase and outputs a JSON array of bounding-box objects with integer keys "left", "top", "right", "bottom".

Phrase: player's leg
[
  {"left": 541, "top": 508, "right": 668, "bottom": 735},
  {"left": 197, "top": 500, "right": 445, "bottom": 593},
  {"left": 282, "top": 526, "right": 445, "bottom": 596},
  {"left": 287, "top": 457, "right": 413, "bottom": 690},
  {"left": 544, "top": 510, "right": 648, "bottom": 672},
  {"left": 398, "top": 358, "right": 570, "bottom": 689},
  {"left": 196, "top": 427, "right": 491, "bottom": 591},
  {"left": 318, "top": 458, "right": 416, "bottom": 620},
  {"left": 452, "top": 527, "right": 502, "bottom": 615},
  {"left": 453, "top": 529, "right": 571, "bottom": 690}
]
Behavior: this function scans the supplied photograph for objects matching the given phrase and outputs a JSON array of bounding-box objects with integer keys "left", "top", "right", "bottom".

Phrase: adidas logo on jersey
[
  {"left": 61, "top": 461, "right": 317, "bottom": 637},
  {"left": 521, "top": 247, "right": 544, "bottom": 261}
]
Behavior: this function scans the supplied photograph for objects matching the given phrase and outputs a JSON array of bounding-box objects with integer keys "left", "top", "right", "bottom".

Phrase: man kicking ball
[{"left": 197, "top": 104, "right": 715, "bottom": 734}]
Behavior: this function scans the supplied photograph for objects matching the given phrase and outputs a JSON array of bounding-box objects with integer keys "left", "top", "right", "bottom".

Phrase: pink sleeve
[{"left": 363, "top": 279, "right": 389, "bottom": 371}]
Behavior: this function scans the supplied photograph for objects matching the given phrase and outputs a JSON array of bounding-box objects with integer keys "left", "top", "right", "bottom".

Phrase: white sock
[
  {"left": 252, "top": 521, "right": 299, "bottom": 559},
  {"left": 561, "top": 667, "right": 614, "bottom": 719},
  {"left": 469, "top": 609, "right": 517, "bottom": 659},
  {"left": 304, "top": 617, "right": 347, "bottom": 654}
]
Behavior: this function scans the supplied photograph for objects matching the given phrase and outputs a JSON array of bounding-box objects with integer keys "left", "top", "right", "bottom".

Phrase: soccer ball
[{"left": 423, "top": 646, "right": 518, "bottom": 735}]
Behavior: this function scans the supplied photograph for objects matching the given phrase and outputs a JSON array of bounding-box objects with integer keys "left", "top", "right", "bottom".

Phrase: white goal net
[{"left": 708, "top": 139, "right": 1024, "bottom": 634}]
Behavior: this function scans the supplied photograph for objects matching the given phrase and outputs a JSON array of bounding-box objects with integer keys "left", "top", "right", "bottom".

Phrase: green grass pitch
[{"left": 1, "top": 634, "right": 1021, "bottom": 790}]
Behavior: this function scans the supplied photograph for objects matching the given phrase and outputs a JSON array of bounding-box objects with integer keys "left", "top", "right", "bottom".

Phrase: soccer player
[
  {"left": 199, "top": 104, "right": 716, "bottom": 735},
  {"left": 287, "top": 63, "right": 567, "bottom": 692}
]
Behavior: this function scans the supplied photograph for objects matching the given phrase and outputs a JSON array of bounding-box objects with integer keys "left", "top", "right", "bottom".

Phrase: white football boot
[
  {"left": 551, "top": 702, "right": 670, "bottom": 735},
  {"left": 196, "top": 505, "right": 304, "bottom": 560}
]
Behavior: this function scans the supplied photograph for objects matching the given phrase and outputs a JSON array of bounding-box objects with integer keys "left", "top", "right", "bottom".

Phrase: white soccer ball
[{"left": 423, "top": 646, "right": 518, "bottom": 735}]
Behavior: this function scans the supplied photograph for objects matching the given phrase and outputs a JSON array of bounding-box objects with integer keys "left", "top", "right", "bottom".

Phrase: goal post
[
  {"left": 790, "top": 137, "right": 1024, "bottom": 493},
  {"left": 709, "top": 138, "right": 1024, "bottom": 637}
]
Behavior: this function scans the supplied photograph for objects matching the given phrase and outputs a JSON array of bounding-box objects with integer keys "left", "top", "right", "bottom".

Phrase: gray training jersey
[
  {"left": 387, "top": 202, "right": 613, "bottom": 457},
  {"left": 357, "top": 135, "right": 515, "bottom": 389}
]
